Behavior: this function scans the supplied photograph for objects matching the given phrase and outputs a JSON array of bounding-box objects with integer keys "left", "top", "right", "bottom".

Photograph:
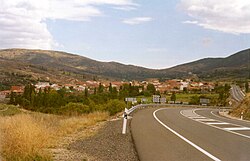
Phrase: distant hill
[
  {"left": 0, "top": 48, "right": 249, "bottom": 87},
  {"left": 163, "top": 49, "right": 250, "bottom": 80}
]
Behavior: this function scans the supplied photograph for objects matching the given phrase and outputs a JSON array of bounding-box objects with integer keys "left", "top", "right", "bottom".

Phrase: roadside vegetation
[
  {"left": 0, "top": 104, "right": 108, "bottom": 161},
  {"left": 9, "top": 83, "right": 159, "bottom": 116},
  {"left": 230, "top": 93, "right": 250, "bottom": 120},
  {"left": 1, "top": 82, "right": 233, "bottom": 160}
]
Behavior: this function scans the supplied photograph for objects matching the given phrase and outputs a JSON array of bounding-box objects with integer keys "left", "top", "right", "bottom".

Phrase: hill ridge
[{"left": 0, "top": 48, "right": 249, "bottom": 84}]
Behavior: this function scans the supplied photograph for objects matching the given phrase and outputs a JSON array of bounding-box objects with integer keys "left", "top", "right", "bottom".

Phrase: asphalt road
[
  {"left": 131, "top": 107, "right": 250, "bottom": 161},
  {"left": 231, "top": 85, "right": 245, "bottom": 102}
]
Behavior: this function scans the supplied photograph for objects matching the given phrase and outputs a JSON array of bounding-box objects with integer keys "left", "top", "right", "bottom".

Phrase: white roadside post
[
  {"left": 122, "top": 108, "right": 129, "bottom": 134},
  {"left": 122, "top": 97, "right": 136, "bottom": 134},
  {"left": 241, "top": 112, "right": 244, "bottom": 120}
]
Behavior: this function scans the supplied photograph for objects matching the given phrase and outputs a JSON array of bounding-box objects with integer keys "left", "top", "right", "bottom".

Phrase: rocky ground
[{"left": 52, "top": 118, "right": 139, "bottom": 161}]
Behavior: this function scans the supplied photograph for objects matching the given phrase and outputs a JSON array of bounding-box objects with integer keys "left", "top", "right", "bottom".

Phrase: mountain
[
  {"left": 0, "top": 48, "right": 249, "bottom": 87},
  {"left": 0, "top": 49, "right": 164, "bottom": 86},
  {"left": 163, "top": 49, "right": 250, "bottom": 80}
]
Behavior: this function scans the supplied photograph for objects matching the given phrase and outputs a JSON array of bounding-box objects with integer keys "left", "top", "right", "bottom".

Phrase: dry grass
[
  {"left": 0, "top": 111, "right": 109, "bottom": 161},
  {"left": 231, "top": 93, "right": 250, "bottom": 120},
  {"left": 0, "top": 114, "right": 51, "bottom": 161}
]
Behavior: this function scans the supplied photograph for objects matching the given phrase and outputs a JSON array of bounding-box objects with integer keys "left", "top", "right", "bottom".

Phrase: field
[
  {"left": 169, "top": 93, "right": 219, "bottom": 103},
  {"left": 0, "top": 104, "right": 109, "bottom": 161}
]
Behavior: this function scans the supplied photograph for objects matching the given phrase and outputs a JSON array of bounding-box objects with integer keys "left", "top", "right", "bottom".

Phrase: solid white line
[
  {"left": 153, "top": 108, "right": 221, "bottom": 161},
  {"left": 224, "top": 127, "right": 250, "bottom": 131}
]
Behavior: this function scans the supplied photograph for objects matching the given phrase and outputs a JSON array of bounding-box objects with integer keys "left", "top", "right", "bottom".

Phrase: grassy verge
[
  {"left": 0, "top": 104, "right": 22, "bottom": 116},
  {"left": 0, "top": 105, "right": 109, "bottom": 161},
  {"left": 169, "top": 93, "right": 219, "bottom": 102}
]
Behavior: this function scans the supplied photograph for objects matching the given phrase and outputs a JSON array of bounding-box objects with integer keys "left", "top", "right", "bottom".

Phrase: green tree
[
  {"left": 98, "top": 83, "right": 104, "bottom": 93},
  {"left": 170, "top": 92, "right": 176, "bottom": 101},
  {"left": 109, "top": 83, "right": 113, "bottom": 93},
  {"left": 245, "top": 81, "right": 249, "bottom": 93},
  {"left": 9, "top": 92, "right": 15, "bottom": 104},
  {"left": 84, "top": 87, "right": 89, "bottom": 97},
  {"left": 146, "top": 83, "right": 156, "bottom": 95}
]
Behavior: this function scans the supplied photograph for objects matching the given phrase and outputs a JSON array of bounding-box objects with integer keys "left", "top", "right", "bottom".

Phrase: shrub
[
  {"left": 104, "top": 99, "right": 126, "bottom": 116},
  {"left": 60, "top": 102, "right": 91, "bottom": 116}
]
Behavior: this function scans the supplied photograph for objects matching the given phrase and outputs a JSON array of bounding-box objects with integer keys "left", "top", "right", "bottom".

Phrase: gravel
[{"left": 69, "top": 118, "right": 139, "bottom": 161}]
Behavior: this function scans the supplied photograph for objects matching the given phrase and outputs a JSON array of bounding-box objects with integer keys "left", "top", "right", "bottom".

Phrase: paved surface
[
  {"left": 231, "top": 85, "right": 245, "bottom": 102},
  {"left": 131, "top": 107, "right": 250, "bottom": 161}
]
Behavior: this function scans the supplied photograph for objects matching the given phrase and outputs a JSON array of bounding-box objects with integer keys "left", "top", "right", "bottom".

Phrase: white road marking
[
  {"left": 224, "top": 127, "right": 250, "bottom": 131},
  {"left": 153, "top": 108, "right": 221, "bottom": 161},
  {"left": 210, "top": 111, "right": 250, "bottom": 123},
  {"left": 180, "top": 109, "right": 250, "bottom": 139},
  {"left": 189, "top": 116, "right": 206, "bottom": 119},
  {"left": 207, "top": 122, "right": 230, "bottom": 125},
  {"left": 195, "top": 119, "right": 216, "bottom": 122}
]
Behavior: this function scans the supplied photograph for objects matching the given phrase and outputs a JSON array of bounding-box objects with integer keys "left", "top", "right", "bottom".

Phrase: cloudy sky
[{"left": 1, "top": 0, "right": 250, "bottom": 69}]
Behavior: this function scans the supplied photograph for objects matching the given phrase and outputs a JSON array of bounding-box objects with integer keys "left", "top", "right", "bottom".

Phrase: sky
[{"left": 0, "top": 0, "right": 250, "bottom": 69}]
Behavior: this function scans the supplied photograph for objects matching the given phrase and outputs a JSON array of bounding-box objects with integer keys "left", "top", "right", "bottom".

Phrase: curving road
[
  {"left": 231, "top": 85, "right": 245, "bottom": 102},
  {"left": 131, "top": 107, "right": 250, "bottom": 161}
]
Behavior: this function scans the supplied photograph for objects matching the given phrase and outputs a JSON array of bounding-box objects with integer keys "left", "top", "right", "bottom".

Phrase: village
[{"left": 0, "top": 78, "right": 215, "bottom": 101}]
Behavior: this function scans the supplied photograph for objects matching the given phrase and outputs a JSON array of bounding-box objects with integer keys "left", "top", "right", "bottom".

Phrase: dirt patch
[{"left": 68, "top": 119, "right": 139, "bottom": 161}]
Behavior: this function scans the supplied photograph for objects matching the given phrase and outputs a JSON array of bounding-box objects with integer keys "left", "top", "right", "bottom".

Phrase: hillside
[
  {"left": 0, "top": 48, "right": 249, "bottom": 87},
  {"left": 231, "top": 93, "right": 250, "bottom": 120},
  {"left": 162, "top": 49, "right": 250, "bottom": 80},
  {"left": 0, "top": 49, "right": 162, "bottom": 85}
]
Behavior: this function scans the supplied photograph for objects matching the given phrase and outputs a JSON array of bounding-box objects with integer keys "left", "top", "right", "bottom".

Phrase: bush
[
  {"left": 104, "top": 99, "right": 126, "bottom": 116},
  {"left": 190, "top": 95, "right": 200, "bottom": 105},
  {"left": 59, "top": 103, "right": 92, "bottom": 116}
]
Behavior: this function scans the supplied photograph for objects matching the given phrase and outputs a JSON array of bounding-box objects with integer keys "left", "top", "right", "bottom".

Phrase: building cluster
[{"left": 0, "top": 79, "right": 215, "bottom": 100}]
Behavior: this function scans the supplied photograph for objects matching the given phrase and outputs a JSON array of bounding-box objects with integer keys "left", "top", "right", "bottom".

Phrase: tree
[
  {"left": 245, "top": 81, "right": 249, "bottom": 93},
  {"left": 146, "top": 83, "right": 156, "bottom": 95},
  {"left": 9, "top": 92, "right": 15, "bottom": 104},
  {"left": 109, "top": 83, "right": 113, "bottom": 93},
  {"left": 170, "top": 92, "right": 176, "bottom": 101},
  {"left": 98, "top": 83, "right": 104, "bottom": 93},
  {"left": 84, "top": 87, "right": 89, "bottom": 97}
]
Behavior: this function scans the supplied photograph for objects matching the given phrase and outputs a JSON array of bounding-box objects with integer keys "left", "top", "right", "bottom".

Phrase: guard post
[{"left": 122, "top": 109, "right": 128, "bottom": 134}]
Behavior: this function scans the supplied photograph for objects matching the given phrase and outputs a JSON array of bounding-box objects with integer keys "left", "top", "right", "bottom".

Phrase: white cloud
[
  {"left": 0, "top": 0, "right": 137, "bottom": 50},
  {"left": 123, "top": 17, "right": 153, "bottom": 25},
  {"left": 180, "top": 0, "right": 250, "bottom": 34}
]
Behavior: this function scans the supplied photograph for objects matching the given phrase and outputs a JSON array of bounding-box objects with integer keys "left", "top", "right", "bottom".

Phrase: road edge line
[{"left": 153, "top": 108, "right": 221, "bottom": 161}]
